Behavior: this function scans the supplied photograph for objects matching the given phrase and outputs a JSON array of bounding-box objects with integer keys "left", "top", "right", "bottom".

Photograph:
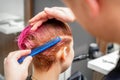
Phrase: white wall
[{"left": 0, "top": 0, "right": 24, "bottom": 17}]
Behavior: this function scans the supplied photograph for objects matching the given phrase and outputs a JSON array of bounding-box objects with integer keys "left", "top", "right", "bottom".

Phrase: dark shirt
[{"left": 104, "top": 58, "right": 120, "bottom": 80}]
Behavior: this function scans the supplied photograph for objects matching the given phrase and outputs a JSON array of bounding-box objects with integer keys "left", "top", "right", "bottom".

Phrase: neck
[{"left": 32, "top": 63, "right": 61, "bottom": 80}]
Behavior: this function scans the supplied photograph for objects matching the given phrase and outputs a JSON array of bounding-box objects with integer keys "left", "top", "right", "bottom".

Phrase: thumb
[{"left": 22, "top": 56, "right": 32, "bottom": 70}]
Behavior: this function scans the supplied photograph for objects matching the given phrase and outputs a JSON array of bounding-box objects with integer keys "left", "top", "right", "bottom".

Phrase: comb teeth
[{"left": 18, "top": 36, "right": 61, "bottom": 63}]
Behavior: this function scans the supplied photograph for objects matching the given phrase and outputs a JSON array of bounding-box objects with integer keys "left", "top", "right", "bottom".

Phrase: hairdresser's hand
[
  {"left": 29, "top": 7, "right": 75, "bottom": 30},
  {"left": 4, "top": 50, "right": 32, "bottom": 80}
]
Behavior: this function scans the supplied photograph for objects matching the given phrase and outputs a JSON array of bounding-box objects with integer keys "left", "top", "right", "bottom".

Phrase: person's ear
[
  {"left": 86, "top": 0, "right": 100, "bottom": 17},
  {"left": 61, "top": 47, "right": 68, "bottom": 62}
]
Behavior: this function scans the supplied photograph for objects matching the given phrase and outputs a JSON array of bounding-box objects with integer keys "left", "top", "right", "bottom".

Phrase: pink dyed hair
[
  {"left": 17, "top": 19, "right": 72, "bottom": 71},
  {"left": 18, "top": 25, "right": 32, "bottom": 49}
]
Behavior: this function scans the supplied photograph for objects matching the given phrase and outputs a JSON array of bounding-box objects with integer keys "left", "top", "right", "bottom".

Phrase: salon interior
[{"left": 0, "top": 0, "right": 119, "bottom": 80}]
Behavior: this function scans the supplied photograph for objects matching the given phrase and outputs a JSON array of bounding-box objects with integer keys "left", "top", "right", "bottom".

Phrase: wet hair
[{"left": 18, "top": 19, "right": 73, "bottom": 71}]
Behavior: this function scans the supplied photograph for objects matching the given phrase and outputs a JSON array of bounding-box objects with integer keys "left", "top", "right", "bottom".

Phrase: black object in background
[{"left": 67, "top": 71, "right": 87, "bottom": 80}]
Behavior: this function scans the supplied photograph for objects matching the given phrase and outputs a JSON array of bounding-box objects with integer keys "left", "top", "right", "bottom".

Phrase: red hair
[{"left": 18, "top": 19, "right": 72, "bottom": 71}]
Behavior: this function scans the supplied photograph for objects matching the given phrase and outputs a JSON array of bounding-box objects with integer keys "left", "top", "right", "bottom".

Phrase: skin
[
  {"left": 63, "top": 0, "right": 120, "bottom": 43},
  {"left": 4, "top": 50, "right": 32, "bottom": 80},
  {"left": 29, "top": 7, "right": 75, "bottom": 31}
]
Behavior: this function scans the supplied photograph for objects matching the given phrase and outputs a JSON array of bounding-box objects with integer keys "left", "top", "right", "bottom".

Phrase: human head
[
  {"left": 18, "top": 19, "right": 74, "bottom": 73},
  {"left": 63, "top": 0, "right": 120, "bottom": 43}
]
